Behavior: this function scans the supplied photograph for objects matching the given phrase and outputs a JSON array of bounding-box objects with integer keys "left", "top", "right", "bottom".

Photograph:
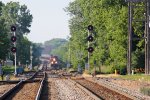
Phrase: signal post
[
  {"left": 10, "top": 25, "right": 17, "bottom": 75},
  {"left": 87, "top": 25, "right": 94, "bottom": 71}
]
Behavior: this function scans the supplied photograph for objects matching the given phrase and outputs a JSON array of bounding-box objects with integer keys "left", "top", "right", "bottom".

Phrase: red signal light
[
  {"left": 11, "top": 47, "right": 17, "bottom": 53},
  {"left": 88, "top": 25, "right": 93, "bottom": 31},
  {"left": 88, "top": 47, "right": 94, "bottom": 53},
  {"left": 11, "top": 26, "right": 16, "bottom": 32},
  {"left": 11, "top": 36, "right": 17, "bottom": 42},
  {"left": 87, "top": 35, "right": 93, "bottom": 42}
]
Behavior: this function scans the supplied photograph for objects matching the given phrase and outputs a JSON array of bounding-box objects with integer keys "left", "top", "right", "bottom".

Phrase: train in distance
[
  {"left": 50, "top": 56, "right": 59, "bottom": 70},
  {"left": 50, "top": 56, "right": 58, "bottom": 64}
]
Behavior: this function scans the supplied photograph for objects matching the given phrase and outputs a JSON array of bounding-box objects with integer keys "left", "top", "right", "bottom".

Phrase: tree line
[
  {"left": 0, "top": 1, "right": 42, "bottom": 67},
  {"left": 65, "top": 0, "right": 145, "bottom": 74}
]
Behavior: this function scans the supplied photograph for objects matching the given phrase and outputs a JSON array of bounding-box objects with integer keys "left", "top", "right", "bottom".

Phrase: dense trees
[
  {"left": 1, "top": 2, "right": 33, "bottom": 64},
  {"left": 0, "top": 2, "right": 10, "bottom": 61},
  {"left": 66, "top": 0, "right": 145, "bottom": 73},
  {"left": 0, "top": 1, "right": 41, "bottom": 67},
  {"left": 0, "top": 0, "right": 146, "bottom": 72}
]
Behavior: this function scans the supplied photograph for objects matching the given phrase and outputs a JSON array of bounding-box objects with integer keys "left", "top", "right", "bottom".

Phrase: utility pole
[
  {"left": 126, "top": 0, "right": 150, "bottom": 75},
  {"left": 145, "top": 0, "right": 150, "bottom": 74},
  {"left": 127, "top": 1, "right": 132, "bottom": 75}
]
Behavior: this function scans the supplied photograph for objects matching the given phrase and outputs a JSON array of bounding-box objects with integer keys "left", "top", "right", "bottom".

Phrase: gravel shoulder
[
  {"left": 0, "top": 84, "right": 16, "bottom": 96},
  {"left": 5, "top": 82, "right": 40, "bottom": 100}
]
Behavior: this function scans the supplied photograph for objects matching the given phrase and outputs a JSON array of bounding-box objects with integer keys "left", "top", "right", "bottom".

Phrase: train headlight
[{"left": 53, "top": 58, "right": 56, "bottom": 61}]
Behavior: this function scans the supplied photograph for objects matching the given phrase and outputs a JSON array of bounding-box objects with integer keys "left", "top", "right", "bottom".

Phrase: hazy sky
[{"left": 2, "top": 0, "right": 72, "bottom": 43}]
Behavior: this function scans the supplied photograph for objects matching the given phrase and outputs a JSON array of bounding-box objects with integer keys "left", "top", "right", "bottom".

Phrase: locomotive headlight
[
  {"left": 51, "top": 61, "right": 54, "bottom": 64},
  {"left": 53, "top": 58, "right": 56, "bottom": 61}
]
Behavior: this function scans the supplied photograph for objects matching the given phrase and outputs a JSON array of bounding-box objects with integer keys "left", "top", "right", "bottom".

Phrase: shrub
[
  {"left": 111, "top": 65, "right": 127, "bottom": 75},
  {"left": 140, "top": 87, "right": 150, "bottom": 96}
]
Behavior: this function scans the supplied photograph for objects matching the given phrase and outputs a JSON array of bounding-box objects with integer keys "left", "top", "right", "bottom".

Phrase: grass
[
  {"left": 99, "top": 65, "right": 112, "bottom": 74},
  {"left": 140, "top": 87, "right": 150, "bottom": 96},
  {"left": 117, "top": 74, "right": 150, "bottom": 81},
  {"left": 0, "top": 66, "right": 15, "bottom": 81},
  {"left": 97, "top": 66, "right": 150, "bottom": 82},
  {"left": 0, "top": 74, "right": 19, "bottom": 81},
  {"left": 0, "top": 77, "right": 2, "bottom": 81},
  {"left": 1, "top": 66, "right": 24, "bottom": 77}
]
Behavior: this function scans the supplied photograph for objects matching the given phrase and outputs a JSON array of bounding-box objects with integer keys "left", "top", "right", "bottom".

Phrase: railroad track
[
  {"left": 0, "top": 71, "right": 45, "bottom": 100},
  {"left": 73, "top": 78, "right": 134, "bottom": 100},
  {"left": 1, "top": 69, "right": 141, "bottom": 100},
  {"left": 0, "top": 71, "right": 38, "bottom": 99},
  {"left": 39, "top": 74, "right": 59, "bottom": 100},
  {"left": 92, "top": 77, "right": 149, "bottom": 100},
  {"left": 0, "top": 83, "right": 16, "bottom": 97},
  {"left": 40, "top": 71, "right": 99, "bottom": 100}
]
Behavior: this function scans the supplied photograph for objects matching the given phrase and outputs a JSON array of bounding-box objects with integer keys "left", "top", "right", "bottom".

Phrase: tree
[
  {"left": 0, "top": 2, "right": 10, "bottom": 63},
  {"left": 18, "top": 37, "right": 31, "bottom": 65},
  {"left": 1, "top": 1, "right": 33, "bottom": 65},
  {"left": 66, "top": 0, "right": 134, "bottom": 73},
  {"left": 32, "top": 43, "right": 42, "bottom": 66}
]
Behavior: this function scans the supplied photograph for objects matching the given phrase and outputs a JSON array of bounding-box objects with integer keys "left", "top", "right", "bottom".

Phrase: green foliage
[
  {"left": 100, "top": 65, "right": 112, "bottom": 74},
  {"left": 17, "top": 37, "right": 31, "bottom": 65},
  {"left": 132, "top": 49, "right": 145, "bottom": 70},
  {"left": 0, "top": 2, "right": 10, "bottom": 61},
  {"left": 65, "top": 0, "right": 145, "bottom": 74},
  {"left": 32, "top": 43, "right": 43, "bottom": 66},
  {"left": 51, "top": 43, "right": 68, "bottom": 62},
  {"left": 0, "top": 1, "right": 33, "bottom": 64},
  {"left": 0, "top": 18, "right": 10, "bottom": 60},
  {"left": 66, "top": 0, "right": 128, "bottom": 71},
  {"left": 1, "top": 2, "right": 33, "bottom": 35},
  {"left": 2, "top": 66, "right": 16, "bottom": 74},
  {"left": 111, "top": 64, "right": 127, "bottom": 75},
  {"left": 44, "top": 38, "right": 67, "bottom": 48},
  {"left": 0, "top": 1, "right": 42, "bottom": 69}
]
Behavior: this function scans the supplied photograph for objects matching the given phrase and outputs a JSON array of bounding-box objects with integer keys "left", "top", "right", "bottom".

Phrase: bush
[
  {"left": 101, "top": 65, "right": 112, "bottom": 74},
  {"left": 111, "top": 65, "right": 127, "bottom": 75},
  {"left": 119, "top": 66, "right": 127, "bottom": 75},
  {"left": 2, "top": 66, "right": 15, "bottom": 74}
]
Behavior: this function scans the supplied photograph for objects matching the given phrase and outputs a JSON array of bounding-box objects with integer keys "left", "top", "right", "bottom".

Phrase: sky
[{"left": 2, "top": 0, "right": 73, "bottom": 43}]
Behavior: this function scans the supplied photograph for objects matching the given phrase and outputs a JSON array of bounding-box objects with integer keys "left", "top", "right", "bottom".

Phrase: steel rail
[
  {"left": 0, "top": 71, "right": 43, "bottom": 100},
  {"left": 69, "top": 79, "right": 101, "bottom": 100},
  {"left": 27, "top": 71, "right": 38, "bottom": 80},
  {"left": 35, "top": 72, "right": 46, "bottom": 100},
  {"left": 86, "top": 78, "right": 142, "bottom": 100},
  {"left": 0, "top": 80, "right": 23, "bottom": 100},
  {"left": 74, "top": 78, "right": 134, "bottom": 100}
]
